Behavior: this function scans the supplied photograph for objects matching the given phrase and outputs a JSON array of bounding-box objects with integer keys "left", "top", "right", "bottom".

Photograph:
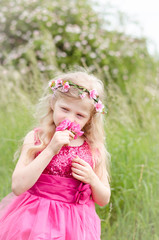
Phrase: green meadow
[{"left": 0, "top": 0, "right": 159, "bottom": 239}]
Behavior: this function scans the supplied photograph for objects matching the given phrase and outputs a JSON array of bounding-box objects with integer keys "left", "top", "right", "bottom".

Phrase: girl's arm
[
  {"left": 89, "top": 166, "right": 111, "bottom": 206},
  {"left": 12, "top": 130, "right": 74, "bottom": 196},
  {"left": 12, "top": 131, "right": 55, "bottom": 196},
  {"left": 71, "top": 157, "right": 111, "bottom": 206}
]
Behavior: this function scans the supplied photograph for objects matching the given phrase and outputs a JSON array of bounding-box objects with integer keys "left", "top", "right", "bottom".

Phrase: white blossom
[
  {"left": 65, "top": 24, "right": 81, "bottom": 34},
  {"left": 90, "top": 52, "right": 97, "bottom": 59},
  {"left": 54, "top": 35, "right": 62, "bottom": 42}
]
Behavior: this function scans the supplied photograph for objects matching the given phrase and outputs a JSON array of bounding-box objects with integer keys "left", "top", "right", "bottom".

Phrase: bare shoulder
[
  {"left": 20, "top": 130, "right": 37, "bottom": 153},
  {"left": 23, "top": 130, "right": 35, "bottom": 145}
]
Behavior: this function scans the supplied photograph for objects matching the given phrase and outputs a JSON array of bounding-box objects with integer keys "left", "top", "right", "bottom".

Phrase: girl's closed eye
[
  {"left": 77, "top": 113, "right": 84, "bottom": 118},
  {"left": 61, "top": 107, "right": 69, "bottom": 112}
]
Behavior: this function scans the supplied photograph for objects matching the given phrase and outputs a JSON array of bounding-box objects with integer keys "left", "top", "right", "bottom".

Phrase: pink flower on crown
[
  {"left": 62, "top": 82, "right": 70, "bottom": 92},
  {"left": 55, "top": 79, "right": 63, "bottom": 88},
  {"left": 79, "top": 92, "right": 86, "bottom": 99},
  {"left": 89, "top": 89, "right": 98, "bottom": 99},
  {"left": 49, "top": 80, "right": 55, "bottom": 88},
  {"left": 94, "top": 100, "right": 104, "bottom": 113},
  {"left": 49, "top": 80, "right": 57, "bottom": 91}
]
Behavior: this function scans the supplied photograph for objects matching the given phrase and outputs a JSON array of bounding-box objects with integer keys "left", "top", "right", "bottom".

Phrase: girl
[{"left": 0, "top": 70, "right": 111, "bottom": 240}]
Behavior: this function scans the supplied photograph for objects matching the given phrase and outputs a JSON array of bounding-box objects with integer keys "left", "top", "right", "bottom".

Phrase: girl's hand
[
  {"left": 47, "top": 130, "right": 74, "bottom": 155},
  {"left": 71, "top": 156, "right": 96, "bottom": 185}
]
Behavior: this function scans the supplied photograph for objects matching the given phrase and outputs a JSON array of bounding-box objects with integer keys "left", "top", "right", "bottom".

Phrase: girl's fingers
[
  {"left": 72, "top": 162, "right": 86, "bottom": 171},
  {"left": 72, "top": 156, "right": 88, "bottom": 166},
  {"left": 57, "top": 130, "right": 74, "bottom": 139},
  {"left": 64, "top": 130, "right": 75, "bottom": 138},
  {"left": 71, "top": 167, "right": 85, "bottom": 176},
  {"left": 72, "top": 172, "right": 84, "bottom": 181}
]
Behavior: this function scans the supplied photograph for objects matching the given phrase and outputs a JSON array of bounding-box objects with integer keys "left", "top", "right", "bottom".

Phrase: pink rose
[
  {"left": 56, "top": 119, "right": 71, "bottom": 131},
  {"left": 62, "top": 82, "right": 70, "bottom": 92},
  {"left": 89, "top": 89, "right": 98, "bottom": 99},
  {"left": 55, "top": 79, "right": 63, "bottom": 88},
  {"left": 69, "top": 122, "right": 84, "bottom": 139},
  {"left": 94, "top": 100, "right": 104, "bottom": 113},
  {"left": 56, "top": 119, "right": 84, "bottom": 139}
]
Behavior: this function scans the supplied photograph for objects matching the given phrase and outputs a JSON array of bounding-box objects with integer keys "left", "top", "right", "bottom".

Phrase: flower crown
[{"left": 49, "top": 79, "right": 105, "bottom": 113}]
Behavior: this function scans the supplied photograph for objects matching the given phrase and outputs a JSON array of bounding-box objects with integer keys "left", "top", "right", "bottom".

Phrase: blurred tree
[{"left": 0, "top": 0, "right": 156, "bottom": 92}]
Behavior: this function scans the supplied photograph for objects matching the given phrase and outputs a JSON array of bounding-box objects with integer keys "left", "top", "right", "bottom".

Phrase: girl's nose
[{"left": 67, "top": 115, "right": 76, "bottom": 123}]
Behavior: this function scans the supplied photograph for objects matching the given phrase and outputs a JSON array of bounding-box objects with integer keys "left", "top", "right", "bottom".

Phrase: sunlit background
[
  {"left": 99, "top": 0, "right": 159, "bottom": 55},
  {"left": 0, "top": 0, "right": 158, "bottom": 239}
]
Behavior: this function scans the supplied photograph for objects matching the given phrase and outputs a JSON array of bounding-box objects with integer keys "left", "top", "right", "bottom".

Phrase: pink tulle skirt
[{"left": 0, "top": 174, "right": 101, "bottom": 240}]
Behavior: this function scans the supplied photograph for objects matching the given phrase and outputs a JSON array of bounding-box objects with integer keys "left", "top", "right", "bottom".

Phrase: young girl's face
[{"left": 52, "top": 96, "right": 92, "bottom": 130}]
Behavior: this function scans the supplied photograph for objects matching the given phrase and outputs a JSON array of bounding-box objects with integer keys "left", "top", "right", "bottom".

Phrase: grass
[
  {"left": 96, "top": 77, "right": 159, "bottom": 239},
  {"left": 0, "top": 101, "right": 158, "bottom": 239},
  {"left": 0, "top": 104, "right": 33, "bottom": 198},
  {"left": 100, "top": 124, "right": 159, "bottom": 240}
]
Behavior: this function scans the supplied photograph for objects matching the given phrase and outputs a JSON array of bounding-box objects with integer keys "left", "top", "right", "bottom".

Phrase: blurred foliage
[{"left": 0, "top": 0, "right": 158, "bottom": 93}]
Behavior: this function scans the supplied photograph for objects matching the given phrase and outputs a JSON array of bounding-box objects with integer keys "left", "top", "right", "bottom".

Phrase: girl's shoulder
[
  {"left": 19, "top": 130, "right": 36, "bottom": 154},
  {"left": 23, "top": 130, "right": 35, "bottom": 144},
  {"left": 23, "top": 127, "right": 41, "bottom": 146}
]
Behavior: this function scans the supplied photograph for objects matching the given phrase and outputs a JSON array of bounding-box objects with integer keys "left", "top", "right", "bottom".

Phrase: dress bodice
[{"left": 42, "top": 141, "right": 93, "bottom": 178}]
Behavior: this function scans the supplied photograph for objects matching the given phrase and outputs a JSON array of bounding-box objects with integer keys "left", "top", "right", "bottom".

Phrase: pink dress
[{"left": 0, "top": 137, "right": 101, "bottom": 240}]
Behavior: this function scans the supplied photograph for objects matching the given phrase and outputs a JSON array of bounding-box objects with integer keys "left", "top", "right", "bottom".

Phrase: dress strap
[{"left": 33, "top": 128, "right": 41, "bottom": 145}]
